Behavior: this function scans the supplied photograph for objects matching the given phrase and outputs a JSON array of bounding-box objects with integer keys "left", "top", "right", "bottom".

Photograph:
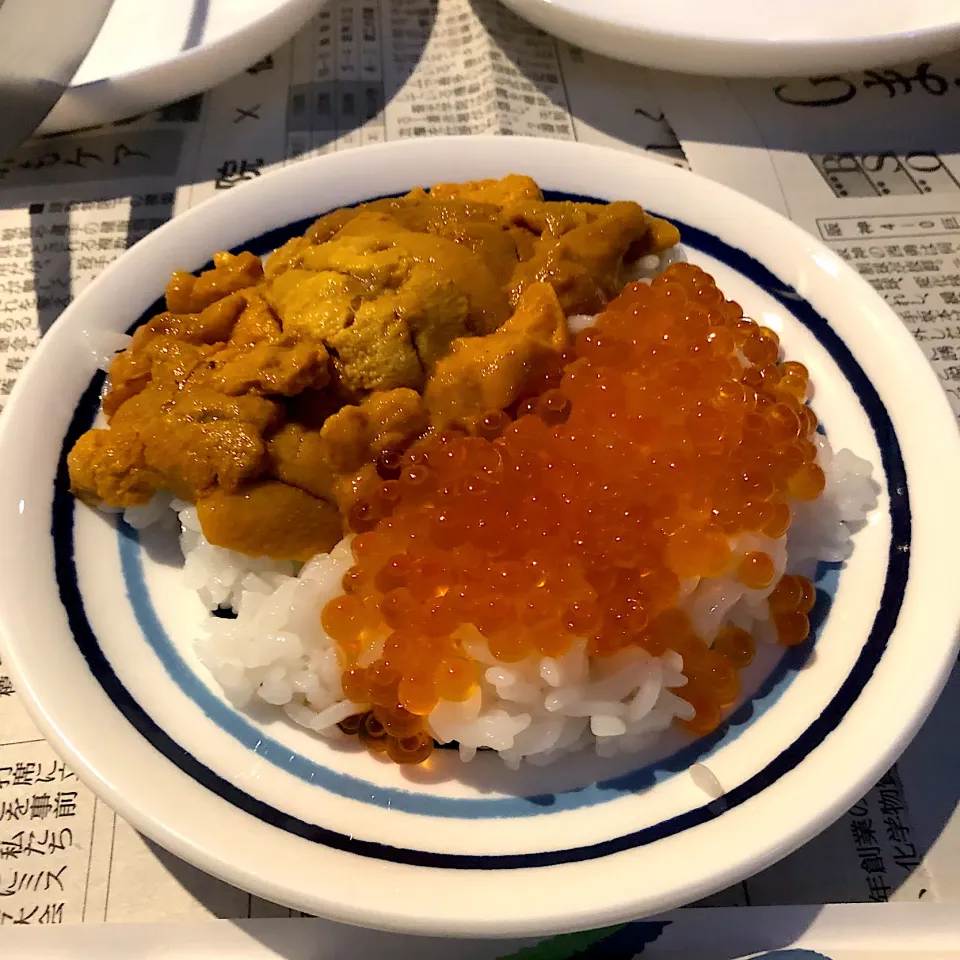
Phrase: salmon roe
[{"left": 321, "top": 264, "right": 822, "bottom": 761}]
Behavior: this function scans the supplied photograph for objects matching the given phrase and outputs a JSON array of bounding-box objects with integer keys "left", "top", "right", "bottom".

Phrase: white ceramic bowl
[
  {"left": 499, "top": 0, "right": 960, "bottom": 77},
  {"left": 0, "top": 137, "right": 958, "bottom": 937},
  {"left": 37, "top": 0, "right": 326, "bottom": 135}
]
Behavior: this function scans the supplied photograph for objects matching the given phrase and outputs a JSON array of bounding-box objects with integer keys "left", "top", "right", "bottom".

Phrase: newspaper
[
  {"left": 654, "top": 55, "right": 960, "bottom": 420},
  {"left": 8, "top": 903, "right": 960, "bottom": 959},
  {"left": 0, "top": 0, "right": 952, "bottom": 933}
]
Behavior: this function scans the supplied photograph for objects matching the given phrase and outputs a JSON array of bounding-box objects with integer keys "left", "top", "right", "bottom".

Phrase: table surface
[{"left": 0, "top": 0, "right": 958, "bottom": 941}]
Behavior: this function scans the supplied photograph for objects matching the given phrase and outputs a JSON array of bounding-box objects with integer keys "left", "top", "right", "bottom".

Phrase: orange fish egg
[
  {"left": 319, "top": 264, "right": 829, "bottom": 762},
  {"left": 713, "top": 626, "right": 756, "bottom": 668},
  {"left": 736, "top": 551, "right": 776, "bottom": 590}
]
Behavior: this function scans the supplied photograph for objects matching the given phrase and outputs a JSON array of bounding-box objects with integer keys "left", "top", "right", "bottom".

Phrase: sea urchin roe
[{"left": 320, "top": 263, "right": 827, "bottom": 760}]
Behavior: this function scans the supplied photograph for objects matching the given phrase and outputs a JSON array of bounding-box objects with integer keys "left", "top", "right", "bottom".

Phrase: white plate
[
  {"left": 36, "top": 0, "right": 326, "bottom": 136},
  {"left": 0, "top": 137, "right": 959, "bottom": 937},
  {"left": 500, "top": 0, "right": 960, "bottom": 77}
]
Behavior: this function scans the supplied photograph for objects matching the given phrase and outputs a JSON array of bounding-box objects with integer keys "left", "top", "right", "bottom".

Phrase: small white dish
[
  {"left": 500, "top": 0, "right": 960, "bottom": 77},
  {"left": 0, "top": 137, "right": 958, "bottom": 936},
  {"left": 37, "top": 0, "right": 326, "bottom": 135}
]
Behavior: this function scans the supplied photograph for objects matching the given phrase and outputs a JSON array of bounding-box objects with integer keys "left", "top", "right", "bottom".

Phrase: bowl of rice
[{"left": 0, "top": 136, "right": 957, "bottom": 937}]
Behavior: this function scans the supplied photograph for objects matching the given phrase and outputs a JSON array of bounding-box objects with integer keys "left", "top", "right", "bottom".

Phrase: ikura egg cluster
[{"left": 321, "top": 264, "right": 819, "bottom": 762}]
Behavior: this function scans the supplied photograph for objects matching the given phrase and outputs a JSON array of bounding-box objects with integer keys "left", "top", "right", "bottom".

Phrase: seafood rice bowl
[{"left": 71, "top": 173, "right": 879, "bottom": 771}]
